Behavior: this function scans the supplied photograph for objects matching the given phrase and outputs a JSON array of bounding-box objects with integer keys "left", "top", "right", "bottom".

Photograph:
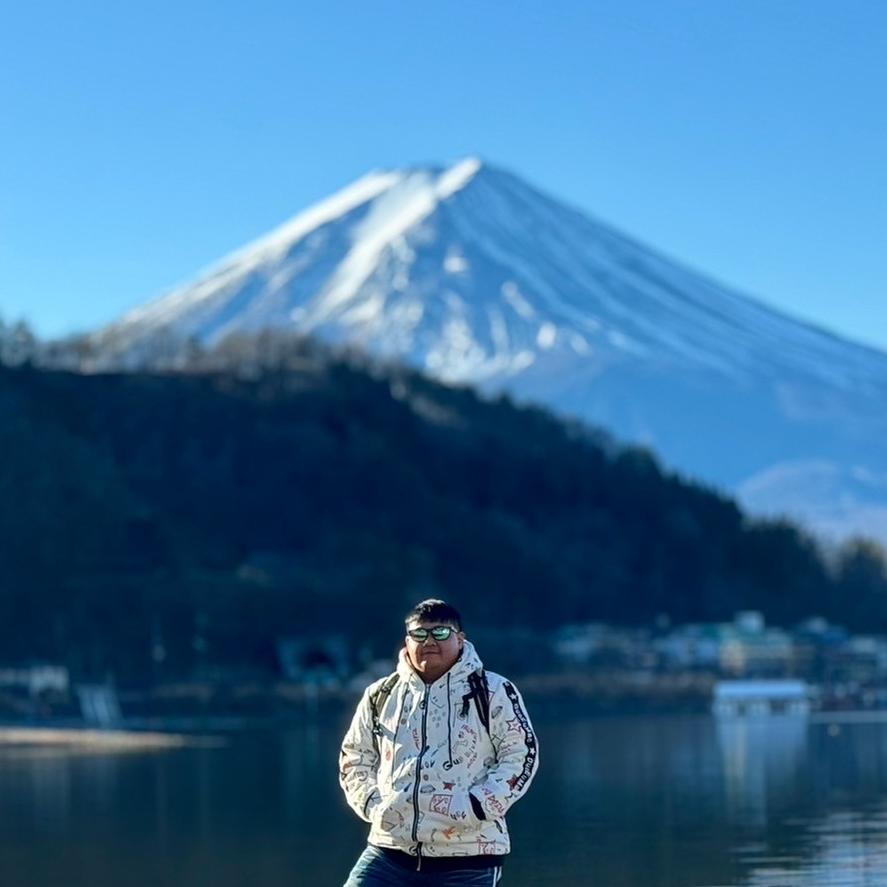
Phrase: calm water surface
[{"left": 2, "top": 713, "right": 887, "bottom": 886}]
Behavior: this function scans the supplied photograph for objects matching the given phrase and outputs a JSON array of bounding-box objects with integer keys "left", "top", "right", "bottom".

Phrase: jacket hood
[{"left": 395, "top": 638, "right": 484, "bottom": 688}]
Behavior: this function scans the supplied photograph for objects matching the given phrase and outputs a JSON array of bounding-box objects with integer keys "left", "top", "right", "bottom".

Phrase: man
[{"left": 340, "top": 599, "right": 539, "bottom": 886}]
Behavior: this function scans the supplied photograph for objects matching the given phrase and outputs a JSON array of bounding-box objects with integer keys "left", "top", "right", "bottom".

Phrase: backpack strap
[
  {"left": 369, "top": 672, "right": 400, "bottom": 754},
  {"left": 463, "top": 669, "right": 491, "bottom": 735}
]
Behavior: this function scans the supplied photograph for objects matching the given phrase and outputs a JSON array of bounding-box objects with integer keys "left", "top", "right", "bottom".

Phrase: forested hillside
[{"left": 1, "top": 333, "right": 884, "bottom": 681}]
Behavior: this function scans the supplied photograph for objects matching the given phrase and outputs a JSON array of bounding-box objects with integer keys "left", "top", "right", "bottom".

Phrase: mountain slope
[
  {"left": 87, "top": 158, "right": 887, "bottom": 540},
  {"left": 5, "top": 357, "right": 884, "bottom": 678}
]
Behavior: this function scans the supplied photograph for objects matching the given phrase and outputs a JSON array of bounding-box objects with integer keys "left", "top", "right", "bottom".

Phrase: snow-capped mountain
[{"left": 89, "top": 158, "right": 887, "bottom": 541}]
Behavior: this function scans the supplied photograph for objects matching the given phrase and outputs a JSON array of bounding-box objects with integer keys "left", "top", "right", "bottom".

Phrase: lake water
[{"left": 3, "top": 712, "right": 887, "bottom": 886}]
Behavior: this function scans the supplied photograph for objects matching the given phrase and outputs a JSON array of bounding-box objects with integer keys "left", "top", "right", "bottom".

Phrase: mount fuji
[{"left": 87, "top": 158, "right": 887, "bottom": 542}]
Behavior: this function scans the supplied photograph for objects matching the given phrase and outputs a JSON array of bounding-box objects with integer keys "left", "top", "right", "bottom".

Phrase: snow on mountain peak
[
  {"left": 86, "top": 158, "right": 887, "bottom": 542},
  {"left": 97, "top": 157, "right": 887, "bottom": 398},
  {"left": 112, "top": 157, "right": 486, "bottom": 337},
  {"left": 436, "top": 156, "right": 484, "bottom": 197}
]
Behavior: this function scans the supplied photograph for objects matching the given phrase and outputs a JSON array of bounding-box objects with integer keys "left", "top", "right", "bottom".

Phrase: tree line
[{"left": 0, "top": 329, "right": 885, "bottom": 682}]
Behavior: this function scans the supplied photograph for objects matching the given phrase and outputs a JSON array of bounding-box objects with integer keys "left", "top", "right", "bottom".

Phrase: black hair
[{"left": 404, "top": 599, "right": 463, "bottom": 631}]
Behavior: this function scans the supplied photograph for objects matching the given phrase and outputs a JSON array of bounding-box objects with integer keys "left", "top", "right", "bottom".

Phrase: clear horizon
[{"left": 2, "top": 1, "right": 885, "bottom": 352}]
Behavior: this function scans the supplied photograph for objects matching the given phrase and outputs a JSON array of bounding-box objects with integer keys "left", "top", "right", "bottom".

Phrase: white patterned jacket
[{"left": 339, "top": 641, "right": 539, "bottom": 859}]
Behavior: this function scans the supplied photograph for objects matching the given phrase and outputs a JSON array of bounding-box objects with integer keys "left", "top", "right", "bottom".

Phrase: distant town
[{"left": 3, "top": 611, "right": 887, "bottom": 727}]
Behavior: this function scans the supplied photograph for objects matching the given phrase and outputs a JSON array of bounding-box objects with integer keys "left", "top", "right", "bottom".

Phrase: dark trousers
[{"left": 343, "top": 846, "right": 503, "bottom": 887}]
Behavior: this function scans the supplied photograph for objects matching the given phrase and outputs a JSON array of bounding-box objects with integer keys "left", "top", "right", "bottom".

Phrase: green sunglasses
[{"left": 407, "top": 625, "right": 458, "bottom": 642}]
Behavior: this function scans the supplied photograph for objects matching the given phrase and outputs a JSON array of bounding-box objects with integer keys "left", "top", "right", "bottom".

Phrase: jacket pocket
[
  {"left": 373, "top": 790, "right": 410, "bottom": 836},
  {"left": 417, "top": 790, "right": 479, "bottom": 841}
]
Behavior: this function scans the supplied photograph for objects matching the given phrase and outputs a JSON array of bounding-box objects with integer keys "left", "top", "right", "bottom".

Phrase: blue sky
[{"left": 2, "top": 0, "right": 885, "bottom": 351}]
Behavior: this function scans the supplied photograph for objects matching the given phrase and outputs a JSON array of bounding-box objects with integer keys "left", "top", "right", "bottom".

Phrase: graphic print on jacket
[{"left": 339, "top": 641, "right": 539, "bottom": 858}]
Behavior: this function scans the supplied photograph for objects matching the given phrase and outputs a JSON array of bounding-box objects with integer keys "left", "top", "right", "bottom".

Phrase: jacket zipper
[{"left": 411, "top": 683, "right": 430, "bottom": 870}]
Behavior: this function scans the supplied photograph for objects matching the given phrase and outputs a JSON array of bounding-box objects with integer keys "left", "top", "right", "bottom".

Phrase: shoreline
[{"left": 0, "top": 724, "right": 227, "bottom": 750}]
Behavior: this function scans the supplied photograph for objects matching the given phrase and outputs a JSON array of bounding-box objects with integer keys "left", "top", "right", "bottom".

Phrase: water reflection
[
  {"left": 709, "top": 719, "right": 887, "bottom": 887},
  {"left": 716, "top": 715, "right": 808, "bottom": 827},
  {"left": 2, "top": 717, "right": 887, "bottom": 885},
  {"left": 737, "top": 803, "right": 887, "bottom": 886}
]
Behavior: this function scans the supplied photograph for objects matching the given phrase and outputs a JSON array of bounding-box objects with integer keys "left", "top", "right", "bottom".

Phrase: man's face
[{"left": 405, "top": 620, "right": 465, "bottom": 682}]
